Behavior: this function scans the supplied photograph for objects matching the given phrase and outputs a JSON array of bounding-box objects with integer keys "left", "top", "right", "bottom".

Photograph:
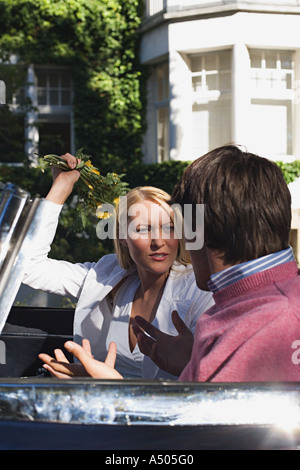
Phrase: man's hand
[{"left": 133, "top": 310, "right": 194, "bottom": 377}]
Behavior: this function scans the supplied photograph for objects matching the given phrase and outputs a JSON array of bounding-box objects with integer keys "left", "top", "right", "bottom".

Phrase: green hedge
[{"left": 276, "top": 160, "right": 300, "bottom": 185}]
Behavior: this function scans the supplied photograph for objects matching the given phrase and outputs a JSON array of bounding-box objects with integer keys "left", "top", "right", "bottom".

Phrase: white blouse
[{"left": 105, "top": 273, "right": 143, "bottom": 378}]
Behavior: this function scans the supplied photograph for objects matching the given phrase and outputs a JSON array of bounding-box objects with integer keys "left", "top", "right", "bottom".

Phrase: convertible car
[{"left": 0, "top": 181, "right": 300, "bottom": 450}]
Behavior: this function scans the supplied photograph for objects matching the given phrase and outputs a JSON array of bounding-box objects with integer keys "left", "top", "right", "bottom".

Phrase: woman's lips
[{"left": 149, "top": 253, "right": 168, "bottom": 261}]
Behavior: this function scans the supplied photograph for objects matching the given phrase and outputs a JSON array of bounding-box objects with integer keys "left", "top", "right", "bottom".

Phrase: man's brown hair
[{"left": 171, "top": 145, "right": 291, "bottom": 265}]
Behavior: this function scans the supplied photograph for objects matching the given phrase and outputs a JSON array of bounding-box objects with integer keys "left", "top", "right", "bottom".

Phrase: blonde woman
[{"left": 24, "top": 153, "right": 214, "bottom": 379}]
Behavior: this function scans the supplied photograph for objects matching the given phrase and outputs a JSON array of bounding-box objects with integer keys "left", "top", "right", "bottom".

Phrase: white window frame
[
  {"left": 250, "top": 49, "right": 294, "bottom": 100},
  {"left": 155, "top": 62, "right": 170, "bottom": 162},
  {"left": 35, "top": 66, "right": 73, "bottom": 115},
  {"left": 249, "top": 49, "right": 295, "bottom": 158},
  {"left": 191, "top": 50, "right": 232, "bottom": 104},
  {"left": 26, "top": 65, "right": 74, "bottom": 163},
  {"left": 190, "top": 50, "right": 232, "bottom": 157}
]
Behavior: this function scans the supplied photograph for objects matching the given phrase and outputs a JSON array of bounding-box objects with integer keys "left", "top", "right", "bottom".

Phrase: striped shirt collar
[{"left": 207, "top": 246, "right": 295, "bottom": 293}]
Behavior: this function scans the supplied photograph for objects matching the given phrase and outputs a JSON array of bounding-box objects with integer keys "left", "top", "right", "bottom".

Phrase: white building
[{"left": 140, "top": 0, "right": 300, "bottom": 260}]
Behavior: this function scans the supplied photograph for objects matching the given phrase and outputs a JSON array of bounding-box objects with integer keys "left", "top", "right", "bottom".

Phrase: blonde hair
[{"left": 114, "top": 186, "right": 190, "bottom": 270}]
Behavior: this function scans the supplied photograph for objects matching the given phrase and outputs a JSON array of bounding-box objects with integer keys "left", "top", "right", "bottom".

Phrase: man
[
  {"left": 170, "top": 144, "right": 300, "bottom": 381},
  {"left": 43, "top": 145, "right": 300, "bottom": 382}
]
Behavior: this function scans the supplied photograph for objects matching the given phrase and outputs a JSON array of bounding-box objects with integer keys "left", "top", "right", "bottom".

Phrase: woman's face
[{"left": 123, "top": 199, "right": 179, "bottom": 278}]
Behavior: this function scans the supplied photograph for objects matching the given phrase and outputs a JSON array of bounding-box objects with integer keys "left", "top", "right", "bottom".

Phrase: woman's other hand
[
  {"left": 39, "top": 339, "right": 124, "bottom": 380},
  {"left": 39, "top": 338, "right": 92, "bottom": 379},
  {"left": 64, "top": 340, "right": 123, "bottom": 380}
]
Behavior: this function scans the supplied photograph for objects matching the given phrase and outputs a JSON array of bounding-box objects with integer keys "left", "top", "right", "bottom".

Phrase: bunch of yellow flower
[{"left": 40, "top": 149, "right": 129, "bottom": 230}]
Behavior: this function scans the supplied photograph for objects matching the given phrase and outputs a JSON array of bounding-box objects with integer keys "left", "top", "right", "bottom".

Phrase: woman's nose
[{"left": 150, "top": 229, "right": 165, "bottom": 248}]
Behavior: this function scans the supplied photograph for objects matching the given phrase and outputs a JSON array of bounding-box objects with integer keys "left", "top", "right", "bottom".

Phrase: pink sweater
[{"left": 180, "top": 261, "right": 300, "bottom": 382}]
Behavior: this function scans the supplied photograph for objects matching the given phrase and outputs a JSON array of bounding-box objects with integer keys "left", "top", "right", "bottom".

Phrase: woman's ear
[{"left": 119, "top": 239, "right": 128, "bottom": 247}]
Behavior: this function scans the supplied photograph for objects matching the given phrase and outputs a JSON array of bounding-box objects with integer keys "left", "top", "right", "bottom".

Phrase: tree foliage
[{"left": 0, "top": 0, "right": 145, "bottom": 170}]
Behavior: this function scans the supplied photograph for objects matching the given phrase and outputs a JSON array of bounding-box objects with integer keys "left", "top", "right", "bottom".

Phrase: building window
[
  {"left": 250, "top": 50, "right": 293, "bottom": 93},
  {"left": 30, "top": 66, "right": 73, "bottom": 160},
  {"left": 249, "top": 49, "right": 295, "bottom": 157},
  {"left": 36, "top": 70, "right": 72, "bottom": 107},
  {"left": 190, "top": 50, "right": 232, "bottom": 157},
  {"left": 191, "top": 51, "right": 231, "bottom": 95},
  {"left": 1, "top": 65, "right": 73, "bottom": 163},
  {"left": 155, "top": 63, "right": 169, "bottom": 162}
]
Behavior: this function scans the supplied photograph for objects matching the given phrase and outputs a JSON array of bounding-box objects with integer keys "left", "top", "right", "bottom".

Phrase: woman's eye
[
  {"left": 134, "top": 224, "right": 174, "bottom": 235},
  {"left": 162, "top": 225, "right": 174, "bottom": 232},
  {"left": 136, "top": 226, "right": 149, "bottom": 233}
]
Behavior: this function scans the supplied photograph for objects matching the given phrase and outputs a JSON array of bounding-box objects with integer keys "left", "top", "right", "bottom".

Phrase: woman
[{"left": 23, "top": 153, "right": 214, "bottom": 379}]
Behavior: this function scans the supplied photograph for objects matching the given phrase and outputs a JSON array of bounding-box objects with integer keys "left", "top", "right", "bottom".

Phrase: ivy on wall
[{"left": 0, "top": 0, "right": 146, "bottom": 170}]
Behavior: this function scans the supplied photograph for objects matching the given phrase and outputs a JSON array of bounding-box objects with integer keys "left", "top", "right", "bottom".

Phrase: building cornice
[{"left": 140, "top": 2, "right": 300, "bottom": 33}]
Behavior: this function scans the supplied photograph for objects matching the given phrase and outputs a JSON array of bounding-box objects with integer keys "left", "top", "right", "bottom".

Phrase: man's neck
[
  {"left": 207, "top": 246, "right": 295, "bottom": 293},
  {"left": 206, "top": 248, "right": 233, "bottom": 275}
]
